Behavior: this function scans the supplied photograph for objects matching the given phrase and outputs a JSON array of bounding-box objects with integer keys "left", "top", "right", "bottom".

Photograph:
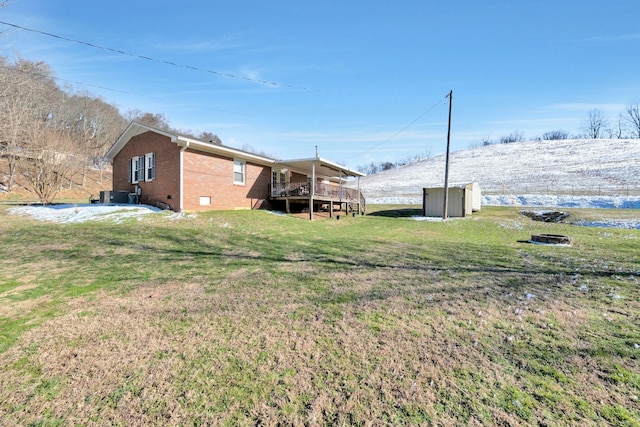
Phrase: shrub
[
  {"left": 542, "top": 130, "right": 569, "bottom": 140},
  {"left": 500, "top": 131, "right": 525, "bottom": 144}
]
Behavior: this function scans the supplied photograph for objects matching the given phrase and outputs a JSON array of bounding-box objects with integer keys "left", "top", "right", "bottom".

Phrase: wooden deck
[{"left": 269, "top": 182, "right": 365, "bottom": 220}]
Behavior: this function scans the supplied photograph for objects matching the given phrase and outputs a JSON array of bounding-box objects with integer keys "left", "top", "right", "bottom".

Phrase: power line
[
  {"left": 345, "top": 94, "right": 448, "bottom": 159},
  {"left": 0, "top": 64, "right": 164, "bottom": 100},
  {"left": 0, "top": 20, "right": 313, "bottom": 91},
  {"left": 1, "top": 63, "right": 253, "bottom": 119}
]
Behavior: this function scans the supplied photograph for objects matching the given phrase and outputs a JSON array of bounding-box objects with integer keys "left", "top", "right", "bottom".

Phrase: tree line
[
  {"left": 357, "top": 151, "right": 432, "bottom": 175},
  {"left": 478, "top": 103, "right": 640, "bottom": 147},
  {"left": 359, "top": 103, "right": 640, "bottom": 176},
  {"left": 0, "top": 57, "right": 221, "bottom": 203}
]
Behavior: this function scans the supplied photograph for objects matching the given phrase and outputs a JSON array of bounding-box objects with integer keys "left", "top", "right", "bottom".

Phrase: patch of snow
[
  {"left": 8, "top": 204, "right": 162, "bottom": 224},
  {"left": 410, "top": 216, "right": 446, "bottom": 221},
  {"left": 527, "top": 240, "right": 572, "bottom": 247},
  {"left": 368, "top": 196, "right": 423, "bottom": 205},
  {"left": 482, "top": 194, "right": 640, "bottom": 209},
  {"left": 573, "top": 220, "right": 640, "bottom": 230},
  {"left": 167, "top": 212, "right": 185, "bottom": 220},
  {"left": 368, "top": 194, "right": 640, "bottom": 210}
]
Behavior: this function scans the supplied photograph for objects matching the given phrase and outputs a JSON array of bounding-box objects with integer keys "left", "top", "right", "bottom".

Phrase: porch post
[
  {"left": 310, "top": 161, "right": 315, "bottom": 220},
  {"left": 339, "top": 170, "right": 344, "bottom": 215},
  {"left": 357, "top": 176, "right": 361, "bottom": 214}
]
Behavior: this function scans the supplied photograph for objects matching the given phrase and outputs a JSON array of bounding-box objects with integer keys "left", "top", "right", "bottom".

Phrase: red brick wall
[
  {"left": 182, "top": 149, "right": 271, "bottom": 211},
  {"left": 113, "top": 131, "right": 272, "bottom": 211},
  {"left": 112, "top": 131, "right": 181, "bottom": 210},
  {"left": 291, "top": 171, "right": 308, "bottom": 184}
]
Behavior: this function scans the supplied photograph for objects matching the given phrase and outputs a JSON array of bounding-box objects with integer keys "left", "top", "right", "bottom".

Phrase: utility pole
[{"left": 443, "top": 90, "right": 453, "bottom": 220}]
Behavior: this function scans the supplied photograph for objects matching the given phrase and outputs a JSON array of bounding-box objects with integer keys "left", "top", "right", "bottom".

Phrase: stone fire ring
[{"left": 529, "top": 234, "right": 573, "bottom": 245}]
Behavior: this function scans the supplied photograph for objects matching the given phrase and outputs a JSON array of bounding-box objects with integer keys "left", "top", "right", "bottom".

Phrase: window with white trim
[
  {"left": 146, "top": 152, "right": 156, "bottom": 181},
  {"left": 127, "top": 153, "right": 155, "bottom": 183},
  {"left": 128, "top": 156, "right": 143, "bottom": 184},
  {"left": 233, "top": 159, "right": 246, "bottom": 185}
]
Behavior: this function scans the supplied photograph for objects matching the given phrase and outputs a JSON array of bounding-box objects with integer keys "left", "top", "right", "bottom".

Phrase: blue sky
[{"left": 1, "top": 0, "right": 639, "bottom": 168}]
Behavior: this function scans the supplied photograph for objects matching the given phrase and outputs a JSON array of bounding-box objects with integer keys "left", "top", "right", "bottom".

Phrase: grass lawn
[{"left": 0, "top": 205, "right": 639, "bottom": 426}]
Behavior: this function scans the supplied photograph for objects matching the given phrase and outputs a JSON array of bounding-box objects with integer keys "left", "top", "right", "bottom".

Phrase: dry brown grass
[
  {"left": 0, "top": 207, "right": 638, "bottom": 425},
  {"left": 1, "top": 266, "right": 629, "bottom": 426}
]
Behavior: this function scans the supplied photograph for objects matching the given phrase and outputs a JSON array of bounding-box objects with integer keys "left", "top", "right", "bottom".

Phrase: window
[
  {"left": 146, "top": 152, "right": 156, "bottom": 181},
  {"left": 136, "top": 156, "right": 145, "bottom": 182},
  {"left": 128, "top": 156, "right": 144, "bottom": 184},
  {"left": 128, "top": 153, "right": 155, "bottom": 183},
  {"left": 199, "top": 196, "right": 211, "bottom": 206},
  {"left": 233, "top": 159, "right": 246, "bottom": 185}
]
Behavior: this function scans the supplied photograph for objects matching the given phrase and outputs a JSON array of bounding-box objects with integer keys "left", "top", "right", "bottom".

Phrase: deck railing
[{"left": 271, "top": 182, "right": 364, "bottom": 203}]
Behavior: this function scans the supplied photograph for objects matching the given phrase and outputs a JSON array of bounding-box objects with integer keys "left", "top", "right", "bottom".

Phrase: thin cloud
[
  {"left": 156, "top": 34, "right": 249, "bottom": 53},
  {"left": 548, "top": 103, "right": 626, "bottom": 113},
  {"left": 583, "top": 33, "right": 640, "bottom": 43},
  {"left": 274, "top": 129, "right": 444, "bottom": 145}
]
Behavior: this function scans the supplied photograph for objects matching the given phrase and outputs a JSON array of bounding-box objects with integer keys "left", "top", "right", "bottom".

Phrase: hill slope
[
  {"left": 357, "top": 139, "right": 640, "bottom": 202},
  {"left": 0, "top": 157, "right": 112, "bottom": 202}
]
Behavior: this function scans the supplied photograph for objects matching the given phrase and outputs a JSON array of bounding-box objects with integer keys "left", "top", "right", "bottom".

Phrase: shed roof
[{"left": 424, "top": 181, "right": 479, "bottom": 190}]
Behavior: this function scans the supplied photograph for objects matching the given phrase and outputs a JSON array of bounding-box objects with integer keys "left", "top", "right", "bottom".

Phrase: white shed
[{"left": 422, "top": 182, "right": 481, "bottom": 217}]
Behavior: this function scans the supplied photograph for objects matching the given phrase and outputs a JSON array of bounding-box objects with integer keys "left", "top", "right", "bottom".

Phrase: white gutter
[
  {"left": 179, "top": 140, "right": 189, "bottom": 212},
  {"left": 180, "top": 137, "right": 275, "bottom": 166}
]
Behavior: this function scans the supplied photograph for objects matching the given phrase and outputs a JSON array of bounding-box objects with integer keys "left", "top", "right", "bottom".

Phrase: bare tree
[
  {"left": 16, "top": 127, "right": 85, "bottom": 204},
  {"left": 4, "top": 61, "right": 85, "bottom": 203},
  {"left": 198, "top": 131, "right": 222, "bottom": 145},
  {"left": 542, "top": 130, "right": 569, "bottom": 140},
  {"left": 623, "top": 102, "right": 640, "bottom": 138},
  {"left": 582, "top": 109, "right": 609, "bottom": 139},
  {"left": 612, "top": 113, "right": 627, "bottom": 139},
  {"left": 126, "top": 110, "right": 171, "bottom": 130},
  {"left": 500, "top": 131, "right": 524, "bottom": 144},
  {"left": 62, "top": 93, "right": 126, "bottom": 186},
  {"left": 379, "top": 161, "right": 395, "bottom": 171},
  {"left": 481, "top": 135, "right": 494, "bottom": 146},
  {"left": 0, "top": 58, "right": 61, "bottom": 192},
  {"left": 0, "top": 55, "right": 131, "bottom": 199}
]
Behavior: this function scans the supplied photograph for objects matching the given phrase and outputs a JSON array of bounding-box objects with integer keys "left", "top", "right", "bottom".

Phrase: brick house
[{"left": 105, "top": 122, "right": 365, "bottom": 217}]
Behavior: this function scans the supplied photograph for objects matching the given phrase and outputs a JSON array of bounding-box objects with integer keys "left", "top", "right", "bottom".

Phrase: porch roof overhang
[{"left": 275, "top": 157, "right": 365, "bottom": 180}]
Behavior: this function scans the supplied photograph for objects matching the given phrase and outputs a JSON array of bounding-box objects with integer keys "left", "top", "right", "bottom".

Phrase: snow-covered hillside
[{"left": 356, "top": 139, "right": 640, "bottom": 206}]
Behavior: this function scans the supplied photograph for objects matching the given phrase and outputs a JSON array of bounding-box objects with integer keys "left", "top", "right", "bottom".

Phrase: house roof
[
  {"left": 104, "top": 121, "right": 275, "bottom": 166},
  {"left": 276, "top": 157, "right": 365, "bottom": 179},
  {"left": 105, "top": 121, "right": 365, "bottom": 179}
]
